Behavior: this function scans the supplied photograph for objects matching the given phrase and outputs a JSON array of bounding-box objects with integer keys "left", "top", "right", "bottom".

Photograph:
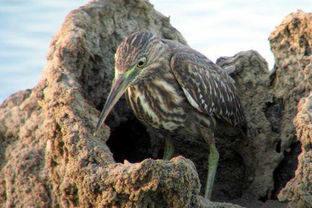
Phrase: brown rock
[
  {"left": 216, "top": 51, "right": 281, "bottom": 200},
  {"left": 278, "top": 92, "right": 312, "bottom": 208},
  {"left": 269, "top": 10, "right": 312, "bottom": 208},
  {"left": 269, "top": 10, "right": 311, "bottom": 159}
]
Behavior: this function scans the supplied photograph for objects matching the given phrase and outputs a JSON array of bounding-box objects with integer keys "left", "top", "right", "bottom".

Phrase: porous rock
[
  {"left": 278, "top": 92, "right": 312, "bottom": 208},
  {"left": 269, "top": 10, "right": 312, "bottom": 208},
  {"left": 216, "top": 51, "right": 281, "bottom": 200}
]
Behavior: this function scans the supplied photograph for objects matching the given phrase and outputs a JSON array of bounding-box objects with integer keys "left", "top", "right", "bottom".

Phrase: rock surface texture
[
  {"left": 269, "top": 11, "right": 312, "bottom": 208},
  {"left": 0, "top": 0, "right": 310, "bottom": 207}
]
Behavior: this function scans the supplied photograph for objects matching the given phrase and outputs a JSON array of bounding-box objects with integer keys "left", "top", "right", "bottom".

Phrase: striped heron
[{"left": 95, "top": 32, "right": 245, "bottom": 199}]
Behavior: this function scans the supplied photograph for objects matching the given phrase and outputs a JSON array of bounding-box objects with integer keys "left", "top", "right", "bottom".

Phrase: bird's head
[{"left": 94, "top": 32, "right": 167, "bottom": 134}]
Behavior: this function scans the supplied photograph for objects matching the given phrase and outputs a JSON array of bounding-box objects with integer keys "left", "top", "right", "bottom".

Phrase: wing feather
[{"left": 170, "top": 50, "right": 244, "bottom": 126}]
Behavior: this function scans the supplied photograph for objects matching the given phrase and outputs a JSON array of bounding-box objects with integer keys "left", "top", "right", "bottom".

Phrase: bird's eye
[{"left": 136, "top": 57, "right": 147, "bottom": 68}]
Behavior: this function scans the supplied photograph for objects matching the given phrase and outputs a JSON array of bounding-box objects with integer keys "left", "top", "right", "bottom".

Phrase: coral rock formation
[{"left": 269, "top": 10, "right": 312, "bottom": 208}]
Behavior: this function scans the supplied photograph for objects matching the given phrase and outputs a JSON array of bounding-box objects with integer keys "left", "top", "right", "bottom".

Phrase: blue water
[
  {"left": 0, "top": 0, "right": 87, "bottom": 103},
  {"left": 1, "top": 0, "right": 311, "bottom": 103}
]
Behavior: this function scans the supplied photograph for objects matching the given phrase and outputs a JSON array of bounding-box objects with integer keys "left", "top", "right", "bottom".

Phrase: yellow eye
[{"left": 136, "top": 57, "right": 147, "bottom": 68}]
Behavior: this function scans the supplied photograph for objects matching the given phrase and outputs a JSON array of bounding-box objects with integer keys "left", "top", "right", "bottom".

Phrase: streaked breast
[{"left": 126, "top": 73, "right": 186, "bottom": 131}]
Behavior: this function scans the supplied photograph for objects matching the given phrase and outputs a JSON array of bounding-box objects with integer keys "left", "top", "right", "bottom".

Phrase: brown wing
[{"left": 170, "top": 49, "right": 245, "bottom": 126}]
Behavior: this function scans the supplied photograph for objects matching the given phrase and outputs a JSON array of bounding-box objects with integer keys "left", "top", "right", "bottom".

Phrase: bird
[{"left": 94, "top": 32, "right": 245, "bottom": 200}]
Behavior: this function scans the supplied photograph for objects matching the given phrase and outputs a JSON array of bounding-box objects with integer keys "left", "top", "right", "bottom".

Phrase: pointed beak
[{"left": 94, "top": 73, "right": 131, "bottom": 135}]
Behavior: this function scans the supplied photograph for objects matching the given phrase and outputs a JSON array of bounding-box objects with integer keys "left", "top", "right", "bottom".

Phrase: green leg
[
  {"left": 205, "top": 142, "right": 219, "bottom": 200},
  {"left": 163, "top": 136, "right": 174, "bottom": 160}
]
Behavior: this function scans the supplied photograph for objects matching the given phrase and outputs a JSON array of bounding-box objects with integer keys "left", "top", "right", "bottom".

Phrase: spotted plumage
[{"left": 95, "top": 32, "right": 245, "bottom": 200}]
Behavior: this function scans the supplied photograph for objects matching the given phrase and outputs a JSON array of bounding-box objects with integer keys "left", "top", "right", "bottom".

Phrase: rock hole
[
  {"left": 272, "top": 141, "right": 301, "bottom": 199},
  {"left": 264, "top": 98, "right": 284, "bottom": 133},
  {"left": 50, "top": 159, "right": 58, "bottom": 167},
  {"left": 284, "top": 26, "right": 291, "bottom": 37},
  {"left": 258, "top": 195, "right": 268, "bottom": 202},
  {"left": 64, "top": 183, "right": 79, "bottom": 207},
  {"left": 292, "top": 18, "right": 300, "bottom": 29},
  {"left": 58, "top": 141, "right": 64, "bottom": 156},
  {"left": 275, "top": 139, "right": 281, "bottom": 153},
  {"left": 106, "top": 117, "right": 153, "bottom": 163},
  {"left": 299, "top": 36, "right": 311, "bottom": 56}
]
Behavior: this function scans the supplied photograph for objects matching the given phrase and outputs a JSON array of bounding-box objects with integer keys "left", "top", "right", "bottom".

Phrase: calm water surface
[{"left": 0, "top": 0, "right": 87, "bottom": 102}]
